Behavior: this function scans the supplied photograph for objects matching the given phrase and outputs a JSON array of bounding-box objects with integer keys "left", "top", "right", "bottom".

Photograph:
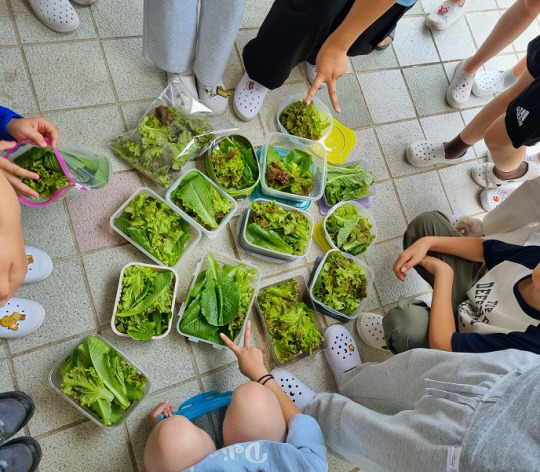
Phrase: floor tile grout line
[{"left": 33, "top": 418, "right": 89, "bottom": 441}]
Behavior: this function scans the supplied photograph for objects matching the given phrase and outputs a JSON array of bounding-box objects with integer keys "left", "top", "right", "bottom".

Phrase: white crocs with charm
[
  {"left": 271, "top": 369, "right": 316, "bottom": 411},
  {"left": 323, "top": 325, "right": 361, "bottom": 384},
  {"left": 446, "top": 59, "right": 474, "bottom": 108},
  {"left": 24, "top": 246, "right": 53, "bottom": 285},
  {"left": 406, "top": 141, "right": 461, "bottom": 167},
  {"left": 0, "top": 298, "right": 45, "bottom": 339},
  {"left": 480, "top": 184, "right": 519, "bottom": 212},
  {"left": 233, "top": 72, "right": 269, "bottom": 121},
  {"left": 356, "top": 313, "right": 389, "bottom": 351},
  {"left": 425, "top": 1, "right": 466, "bottom": 31},
  {"left": 196, "top": 78, "right": 230, "bottom": 116},
  {"left": 28, "top": 0, "right": 80, "bottom": 33},
  {"left": 471, "top": 162, "right": 540, "bottom": 188}
]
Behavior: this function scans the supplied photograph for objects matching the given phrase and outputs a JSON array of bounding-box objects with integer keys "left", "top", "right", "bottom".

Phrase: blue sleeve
[
  {"left": 285, "top": 414, "right": 327, "bottom": 471},
  {"left": 0, "top": 106, "right": 23, "bottom": 141},
  {"left": 451, "top": 325, "right": 540, "bottom": 355}
]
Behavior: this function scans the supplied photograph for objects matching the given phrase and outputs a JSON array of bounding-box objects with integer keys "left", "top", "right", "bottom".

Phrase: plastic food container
[
  {"left": 165, "top": 169, "right": 237, "bottom": 239},
  {"left": 260, "top": 132, "right": 327, "bottom": 203},
  {"left": 111, "top": 262, "right": 179, "bottom": 340},
  {"left": 49, "top": 335, "right": 151, "bottom": 428},
  {"left": 308, "top": 249, "right": 374, "bottom": 322},
  {"left": 176, "top": 252, "right": 260, "bottom": 349},
  {"left": 277, "top": 93, "right": 333, "bottom": 142},
  {"left": 205, "top": 135, "right": 260, "bottom": 199},
  {"left": 110, "top": 187, "right": 201, "bottom": 267},
  {"left": 255, "top": 275, "right": 325, "bottom": 366},
  {"left": 239, "top": 198, "right": 314, "bottom": 262},
  {"left": 323, "top": 201, "right": 378, "bottom": 257}
]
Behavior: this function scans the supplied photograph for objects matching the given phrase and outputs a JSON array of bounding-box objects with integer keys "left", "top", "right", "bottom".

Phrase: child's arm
[{"left": 0, "top": 106, "right": 59, "bottom": 147}]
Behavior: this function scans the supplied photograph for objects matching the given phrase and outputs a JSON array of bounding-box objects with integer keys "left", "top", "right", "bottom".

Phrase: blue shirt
[
  {"left": 0, "top": 106, "right": 22, "bottom": 141},
  {"left": 396, "top": 0, "right": 418, "bottom": 8},
  {"left": 184, "top": 414, "right": 328, "bottom": 472}
]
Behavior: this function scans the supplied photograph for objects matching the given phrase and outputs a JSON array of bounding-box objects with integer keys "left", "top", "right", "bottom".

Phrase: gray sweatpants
[
  {"left": 142, "top": 0, "right": 246, "bottom": 85},
  {"left": 304, "top": 348, "right": 540, "bottom": 472}
]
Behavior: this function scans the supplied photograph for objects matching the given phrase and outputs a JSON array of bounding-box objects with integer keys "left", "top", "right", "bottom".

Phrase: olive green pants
[{"left": 382, "top": 211, "right": 487, "bottom": 354}]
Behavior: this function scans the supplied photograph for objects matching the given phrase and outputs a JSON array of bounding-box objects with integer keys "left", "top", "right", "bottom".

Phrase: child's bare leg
[
  {"left": 222, "top": 382, "right": 287, "bottom": 446},
  {"left": 484, "top": 116, "right": 527, "bottom": 172},
  {"left": 144, "top": 416, "right": 217, "bottom": 472},
  {"left": 513, "top": 56, "right": 528, "bottom": 78}
]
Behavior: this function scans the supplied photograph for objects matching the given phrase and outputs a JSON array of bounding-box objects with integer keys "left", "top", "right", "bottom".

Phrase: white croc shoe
[
  {"left": 446, "top": 59, "right": 474, "bottom": 108},
  {"left": 425, "top": 1, "right": 466, "bottom": 31},
  {"left": 196, "top": 78, "right": 229, "bottom": 115},
  {"left": 306, "top": 62, "right": 326, "bottom": 88},
  {"left": 356, "top": 313, "right": 389, "bottom": 351},
  {"left": 480, "top": 184, "right": 519, "bottom": 211},
  {"left": 167, "top": 73, "right": 199, "bottom": 99},
  {"left": 71, "top": 0, "right": 97, "bottom": 5},
  {"left": 24, "top": 246, "right": 53, "bottom": 284},
  {"left": 471, "top": 162, "right": 540, "bottom": 188},
  {"left": 472, "top": 70, "right": 508, "bottom": 97},
  {"left": 324, "top": 325, "right": 361, "bottom": 384},
  {"left": 233, "top": 72, "right": 269, "bottom": 121},
  {"left": 28, "top": 0, "right": 79, "bottom": 33},
  {"left": 271, "top": 369, "right": 316, "bottom": 411},
  {"left": 406, "top": 141, "right": 464, "bottom": 167},
  {"left": 0, "top": 298, "right": 45, "bottom": 339}
]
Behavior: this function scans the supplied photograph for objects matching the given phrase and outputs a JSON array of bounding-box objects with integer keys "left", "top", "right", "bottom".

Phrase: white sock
[
  {"left": 502, "top": 68, "right": 518, "bottom": 89},
  {"left": 525, "top": 153, "right": 539, "bottom": 164}
]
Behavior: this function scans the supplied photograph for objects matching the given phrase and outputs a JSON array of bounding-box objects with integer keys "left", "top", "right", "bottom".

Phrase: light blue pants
[{"left": 142, "top": 0, "right": 246, "bottom": 85}]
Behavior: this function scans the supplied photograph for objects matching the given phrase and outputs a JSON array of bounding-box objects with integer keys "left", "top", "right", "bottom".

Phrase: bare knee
[
  {"left": 484, "top": 120, "right": 512, "bottom": 153},
  {"left": 232, "top": 381, "right": 272, "bottom": 406},
  {"left": 523, "top": 0, "right": 540, "bottom": 13}
]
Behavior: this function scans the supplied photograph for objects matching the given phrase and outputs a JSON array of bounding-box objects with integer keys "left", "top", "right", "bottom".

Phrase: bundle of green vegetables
[
  {"left": 210, "top": 137, "right": 258, "bottom": 190},
  {"left": 325, "top": 203, "right": 375, "bottom": 256},
  {"left": 113, "top": 105, "right": 213, "bottom": 187},
  {"left": 60, "top": 336, "right": 148, "bottom": 425},
  {"left": 324, "top": 163, "right": 374, "bottom": 205},
  {"left": 245, "top": 200, "right": 311, "bottom": 255},
  {"left": 170, "top": 171, "right": 233, "bottom": 231},
  {"left": 258, "top": 279, "right": 324, "bottom": 363},
  {"left": 279, "top": 99, "right": 329, "bottom": 141},
  {"left": 114, "top": 193, "right": 191, "bottom": 266},
  {"left": 179, "top": 255, "right": 256, "bottom": 344},
  {"left": 313, "top": 251, "right": 368, "bottom": 315},
  {"left": 114, "top": 266, "right": 175, "bottom": 340},
  {"left": 265, "top": 146, "right": 315, "bottom": 196}
]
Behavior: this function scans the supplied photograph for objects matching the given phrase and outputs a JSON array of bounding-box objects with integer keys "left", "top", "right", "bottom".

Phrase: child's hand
[
  {"left": 393, "top": 239, "right": 431, "bottom": 281},
  {"left": 0, "top": 158, "right": 40, "bottom": 200},
  {"left": 419, "top": 256, "right": 453, "bottom": 276},
  {"left": 147, "top": 400, "right": 175, "bottom": 428},
  {"left": 220, "top": 321, "right": 269, "bottom": 382},
  {"left": 6, "top": 117, "right": 59, "bottom": 148}
]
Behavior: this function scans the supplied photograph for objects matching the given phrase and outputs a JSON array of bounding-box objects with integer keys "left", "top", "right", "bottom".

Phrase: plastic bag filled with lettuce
[
  {"left": 325, "top": 203, "right": 375, "bottom": 256},
  {"left": 265, "top": 146, "right": 315, "bottom": 196},
  {"left": 210, "top": 136, "right": 259, "bottom": 190},
  {"left": 279, "top": 100, "right": 329, "bottom": 141},
  {"left": 324, "top": 163, "right": 374, "bottom": 205}
]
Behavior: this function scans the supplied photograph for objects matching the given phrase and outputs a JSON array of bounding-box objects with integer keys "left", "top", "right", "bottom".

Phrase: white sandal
[
  {"left": 406, "top": 141, "right": 463, "bottom": 167},
  {"left": 356, "top": 313, "right": 389, "bottom": 351},
  {"left": 471, "top": 161, "right": 540, "bottom": 188},
  {"left": 472, "top": 70, "right": 509, "bottom": 97},
  {"left": 446, "top": 59, "right": 474, "bottom": 108},
  {"left": 28, "top": 0, "right": 79, "bottom": 33},
  {"left": 271, "top": 369, "right": 316, "bottom": 411},
  {"left": 233, "top": 72, "right": 269, "bottom": 121},
  {"left": 24, "top": 246, "right": 53, "bottom": 284},
  {"left": 425, "top": 1, "right": 467, "bottom": 31},
  {"left": 323, "top": 325, "right": 361, "bottom": 384},
  {"left": 480, "top": 184, "right": 519, "bottom": 211},
  {"left": 196, "top": 78, "right": 229, "bottom": 116},
  {"left": 0, "top": 298, "right": 45, "bottom": 339}
]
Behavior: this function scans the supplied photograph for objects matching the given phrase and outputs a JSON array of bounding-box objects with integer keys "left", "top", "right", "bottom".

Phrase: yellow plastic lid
[
  {"left": 324, "top": 119, "right": 356, "bottom": 165},
  {"left": 313, "top": 221, "right": 332, "bottom": 253}
]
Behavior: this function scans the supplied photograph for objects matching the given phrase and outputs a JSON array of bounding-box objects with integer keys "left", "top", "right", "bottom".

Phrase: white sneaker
[
  {"left": 271, "top": 369, "right": 316, "bottom": 411},
  {"left": 0, "top": 298, "right": 45, "bottom": 339},
  {"left": 71, "top": 0, "right": 96, "bottom": 4},
  {"left": 356, "top": 313, "right": 389, "bottom": 351},
  {"left": 167, "top": 72, "right": 199, "bottom": 99},
  {"left": 306, "top": 62, "right": 326, "bottom": 88},
  {"left": 425, "top": 1, "right": 466, "bottom": 31},
  {"left": 28, "top": 0, "right": 80, "bottom": 33},
  {"left": 323, "top": 325, "right": 361, "bottom": 384},
  {"left": 480, "top": 184, "right": 519, "bottom": 211},
  {"left": 196, "top": 78, "right": 229, "bottom": 115},
  {"left": 233, "top": 72, "right": 269, "bottom": 121},
  {"left": 446, "top": 59, "right": 474, "bottom": 108},
  {"left": 24, "top": 246, "right": 53, "bottom": 284},
  {"left": 406, "top": 141, "right": 465, "bottom": 167},
  {"left": 471, "top": 161, "right": 540, "bottom": 188}
]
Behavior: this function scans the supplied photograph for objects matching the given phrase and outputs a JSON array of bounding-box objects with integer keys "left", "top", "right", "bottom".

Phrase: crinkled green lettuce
[
  {"left": 258, "top": 279, "right": 324, "bottom": 363},
  {"left": 211, "top": 137, "right": 258, "bottom": 190},
  {"left": 324, "top": 163, "right": 374, "bottom": 205},
  {"left": 313, "top": 251, "right": 368, "bottom": 315},
  {"left": 279, "top": 100, "right": 330, "bottom": 141},
  {"left": 265, "top": 147, "right": 315, "bottom": 196},
  {"left": 114, "top": 193, "right": 191, "bottom": 266},
  {"left": 326, "top": 203, "right": 375, "bottom": 256},
  {"left": 245, "top": 200, "right": 311, "bottom": 255}
]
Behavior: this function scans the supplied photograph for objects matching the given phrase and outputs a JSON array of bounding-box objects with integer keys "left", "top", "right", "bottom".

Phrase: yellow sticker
[{"left": 313, "top": 221, "right": 332, "bottom": 253}]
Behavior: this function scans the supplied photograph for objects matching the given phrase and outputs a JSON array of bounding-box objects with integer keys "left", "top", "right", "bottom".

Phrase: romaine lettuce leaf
[
  {"left": 325, "top": 203, "right": 375, "bottom": 256},
  {"left": 324, "top": 164, "right": 374, "bottom": 205}
]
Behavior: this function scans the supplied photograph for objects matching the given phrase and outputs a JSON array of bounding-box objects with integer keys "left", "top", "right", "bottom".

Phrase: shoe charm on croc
[{"left": 0, "top": 313, "right": 26, "bottom": 331}]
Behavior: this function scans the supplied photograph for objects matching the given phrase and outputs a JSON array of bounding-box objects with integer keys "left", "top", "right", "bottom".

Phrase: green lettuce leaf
[
  {"left": 325, "top": 203, "right": 375, "bottom": 256},
  {"left": 278, "top": 100, "right": 330, "bottom": 140},
  {"left": 324, "top": 164, "right": 374, "bottom": 205}
]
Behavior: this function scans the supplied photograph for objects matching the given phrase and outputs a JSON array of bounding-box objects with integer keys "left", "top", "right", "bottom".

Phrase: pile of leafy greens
[
  {"left": 324, "top": 163, "right": 374, "bottom": 205},
  {"left": 313, "top": 251, "right": 368, "bottom": 315},
  {"left": 114, "top": 193, "right": 191, "bottom": 266},
  {"left": 279, "top": 99, "right": 330, "bottom": 141},
  {"left": 60, "top": 149, "right": 110, "bottom": 189},
  {"left": 258, "top": 279, "right": 324, "bottom": 363},
  {"left": 113, "top": 105, "right": 213, "bottom": 187},
  {"left": 325, "top": 203, "right": 375, "bottom": 256},
  {"left": 13, "top": 146, "right": 70, "bottom": 199},
  {"left": 60, "top": 336, "right": 147, "bottom": 425},
  {"left": 179, "top": 255, "right": 255, "bottom": 344},
  {"left": 245, "top": 200, "right": 311, "bottom": 255},
  {"left": 265, "top": 146, "right": 315, "bottom": 196},
  {"left": 210, "top": 137, "right": 258, "bottom": 190},
  {"left": 114, "top": 266, "right": 175, "bottom": 340},
  {"left": 170, "top": 171, "right": 233, "bottom": 231}
]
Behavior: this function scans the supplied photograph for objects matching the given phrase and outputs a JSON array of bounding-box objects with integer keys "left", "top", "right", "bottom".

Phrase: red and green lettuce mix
[
  {"left": 179, "top": 255, "right": 256, "bottom": 345},
  {"left": 324, "top": 163, "right": 374, "bottom": 206},
  {"left": 279, "top": 99, "right": 329, "bottom": 141},
  {"left": 170, "top": 171, "right": 233, "bottom": 231},
  {"left": 114, "top": 193, "right": 191, "bottom": 267},
  {"left": 245, "top": 200, "right": 311, "bottom": 255},
  {"left": 211, "top": 137, "right": 258, "bottom": 190},
  {"left": 113, "top": 105, "right": 213, "bottom": 187},
  {"left": 114, "top": 266, "right": 175, "bottom": 340},
  {"left": 265, "top": 146, "right": 315, "bottom": 196},
  {"left": 313, "top": 251, "right": 368, "bottom": 315},
  {"left": 325, "top": 203, "right": 375, "bottom": 256},
  {"left": 258, "top": 279, "right": 324, "bottom": 363},
  {"left": 60, "top": 336, "right": 148, "bottom": 425}
]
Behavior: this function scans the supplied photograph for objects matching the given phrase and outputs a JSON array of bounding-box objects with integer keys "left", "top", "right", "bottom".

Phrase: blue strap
[{"left": 159, "top": 391, "right": 233, "bottom": 421}]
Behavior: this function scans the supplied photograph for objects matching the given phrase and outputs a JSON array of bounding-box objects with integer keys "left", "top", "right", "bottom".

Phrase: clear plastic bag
[{"left": 112, "top": 76, "right": 238, "bottom": 187}]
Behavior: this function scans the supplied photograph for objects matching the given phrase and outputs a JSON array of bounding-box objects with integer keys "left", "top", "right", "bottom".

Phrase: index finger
[
  {"left": 327, "top": 79, "right": 341, "bottom": 113},
  {"left": 3, "top": 159, "right": 39, "bottom": 180},
  {"left": 306, "top": 74, "right": 325, "bottom": 105},
  {"left": 220, "top": 332, "right": 241, "bottom": 356},
  {"left": 243, "top": 320, "right": 251, "bottom": 349},
  {"left": 0, "top": 140, "right": 16, "bottom": 152},
  {"left": 43, "top": 123, "right": 59, "bottom": 148}
]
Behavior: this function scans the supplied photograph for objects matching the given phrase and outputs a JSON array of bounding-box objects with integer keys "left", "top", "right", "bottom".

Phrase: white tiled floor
[{"left": 0, "top": 0, "right": 533, "bottom": 470}]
